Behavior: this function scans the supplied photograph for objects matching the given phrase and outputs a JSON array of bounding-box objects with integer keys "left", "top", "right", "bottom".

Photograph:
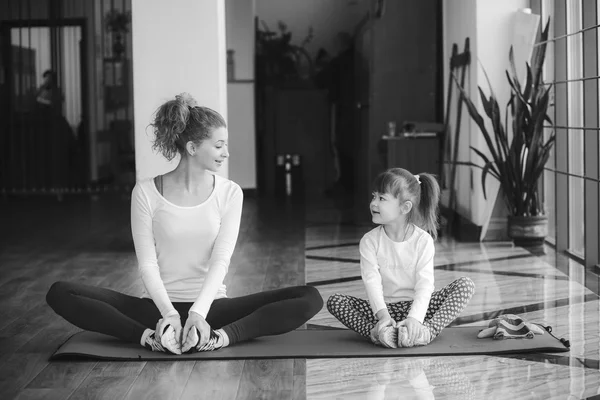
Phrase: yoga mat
[{"left": 51, "top": 326, "right": 569, "bottom": 361}]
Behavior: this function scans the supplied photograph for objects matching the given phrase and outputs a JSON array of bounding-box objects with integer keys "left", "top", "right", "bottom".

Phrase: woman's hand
[
  {"left": 182, "top": 311, "right": 212, "bottom": 348},
  {"left": 399, "top": 317, "right": 422, "bottom": 345},
  {"left": 155, "top": 313, "right": 182, "bottom": 346}
]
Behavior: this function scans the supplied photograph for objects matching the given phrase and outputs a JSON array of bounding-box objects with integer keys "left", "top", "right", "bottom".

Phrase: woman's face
[{"left": 193, "top": 127, "right": 229, "bottom": 172}]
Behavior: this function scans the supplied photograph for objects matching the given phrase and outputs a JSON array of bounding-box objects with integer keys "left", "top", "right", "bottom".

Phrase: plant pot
[{"left": 507, "top": 215, "right": 548, "bottom": 247}]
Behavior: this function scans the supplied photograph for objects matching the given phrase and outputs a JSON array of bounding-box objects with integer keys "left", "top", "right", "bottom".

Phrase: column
[{"left": 131, "top": 0, "right": 228, "bottom": 180}]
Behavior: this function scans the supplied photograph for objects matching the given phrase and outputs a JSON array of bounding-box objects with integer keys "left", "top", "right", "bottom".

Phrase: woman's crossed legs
[{"left": 46, "top": 281, "right": 323, "bottom": 351}]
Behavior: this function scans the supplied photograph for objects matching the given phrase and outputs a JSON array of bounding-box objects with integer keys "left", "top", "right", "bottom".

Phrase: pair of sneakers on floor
[
  {"left": 144, "top": 325, "right": 225, "bottom": 354},
  {"left": 372, "top": 323, "right": 432, "bottom": 348}
]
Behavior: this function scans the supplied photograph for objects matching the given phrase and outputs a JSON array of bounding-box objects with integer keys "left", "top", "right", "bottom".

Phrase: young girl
[
  {"left": 327, "top": 168, "right": 474, "bottom": 348},
  {"left": 46, "top": 93, "right": 323, "bottom": 354}
]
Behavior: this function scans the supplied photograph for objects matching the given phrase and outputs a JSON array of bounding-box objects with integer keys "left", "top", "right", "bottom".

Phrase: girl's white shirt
[{"left": 360, "top": 224, "right": 435, "bottom": 323}]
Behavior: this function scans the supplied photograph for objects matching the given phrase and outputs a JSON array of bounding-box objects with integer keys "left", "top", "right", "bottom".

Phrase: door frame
[
  {"left": 353, "top": 14, "right": 374, "bottom": 221},
  {"left": 1, "top": 18, "right": 89, "bottom": 187}
]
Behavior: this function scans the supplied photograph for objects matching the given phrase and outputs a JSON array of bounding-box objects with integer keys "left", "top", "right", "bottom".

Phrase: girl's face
[
  {"left": 370, "top": 191, "right": 409, "bottom": 224},
  {"left": 193, "top": 127, "right": 229, "bottom": 172}
]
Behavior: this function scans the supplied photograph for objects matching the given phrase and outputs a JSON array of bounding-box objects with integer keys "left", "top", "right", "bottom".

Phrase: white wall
[
  {"left": 443, "top": 0, "right": 478, "bottom": 223},
  {"left": 443, "top": 0, "right": 534, "bottom": 237},
  {"left": 225, "top": 0, "right": 257, "bottom": 189},
  {"left": 255, "top": 0, "right": 369, "bottom": 58},
  {"left": 132, "top": 0, "right": 228, "bottom": 180},
  {"left": 226, "top": 0, "right": 255, "bottom": 80},
  {"left": 227, "top": 83, "right": 256, "bottom": 189}
]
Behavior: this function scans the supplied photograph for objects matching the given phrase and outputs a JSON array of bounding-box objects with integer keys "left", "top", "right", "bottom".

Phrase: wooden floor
[{"left": 1, "top": 193, "right": 599, "bottom": 399}]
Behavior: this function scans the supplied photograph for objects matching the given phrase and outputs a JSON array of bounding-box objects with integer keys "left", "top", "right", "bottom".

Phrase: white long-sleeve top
[
  {"left": 130, "top": 174, "right": 243, "bottom": 319},
  {"left": 360, "top": 225, "right": 435, "bottom": 323}
]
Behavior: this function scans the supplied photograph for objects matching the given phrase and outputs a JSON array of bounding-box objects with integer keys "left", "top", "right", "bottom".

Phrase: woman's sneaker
[
  {"left": 144, "top": 330, "right": 166, "bottom": 352},
  {"left": 397, "top": 325, "right": 432, "bottom": 348},
  {"left": 160, "top": 325, "right": 182, "bottom": 355},
  {"left": 181, "top": 327, "right": 199, "bottom": 353},
  {"left": 197, "top": 330, "right": 225, "bottom": 352}
]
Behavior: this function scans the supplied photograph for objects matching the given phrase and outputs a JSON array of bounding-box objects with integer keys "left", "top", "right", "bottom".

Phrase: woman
[{"left": 47, "top": 93, "right": 323, "bottom": 354}]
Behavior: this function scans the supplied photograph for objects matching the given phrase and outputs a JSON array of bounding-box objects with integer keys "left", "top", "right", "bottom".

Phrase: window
[
  {"left": 566, "top": 1, "right": 585, "bottom": 257},
  {"left": 536, "top": 0, "right": 600, "bottom": 268},
  {"left": 541, "top": 0, "right": 556, "bottom": 244}
]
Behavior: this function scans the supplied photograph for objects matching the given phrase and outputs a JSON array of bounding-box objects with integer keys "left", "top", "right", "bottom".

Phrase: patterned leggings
[{"left": 327, "top": 277, "right": 475, "bottom": 339}]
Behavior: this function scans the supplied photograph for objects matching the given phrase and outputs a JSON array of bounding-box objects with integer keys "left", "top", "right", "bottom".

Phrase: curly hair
[{"left": 149, "top": 93, "right": 226, "bottom": 161}]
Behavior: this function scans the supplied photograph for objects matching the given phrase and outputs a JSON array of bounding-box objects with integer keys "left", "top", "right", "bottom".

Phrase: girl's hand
[
  {"left": 155, "top": 313, "right": 182, "bottom": 346},
  {"left": 371, "top": 316, "right": 396, "bottom": 343},
  {"left": 399, "top": 317, "right": 422, "bottom": 345},
  {"left": 183, "top": 311, "right": 212, "bottom": 348}
]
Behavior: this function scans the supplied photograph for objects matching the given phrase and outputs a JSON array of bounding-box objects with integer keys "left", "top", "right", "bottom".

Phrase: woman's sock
[
  {"left": 140, "top": 328, "right": 153, "bottom": 346},
  {"left": 215, "top": 329, "right": 229, "bottom": 347}
]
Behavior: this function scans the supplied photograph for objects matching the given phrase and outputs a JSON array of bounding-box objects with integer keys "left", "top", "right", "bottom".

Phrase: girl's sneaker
[
  {"left": 377, "top": 326, "right": 399, "bottom": 348},
  {"left": 397, "top": 325, "right": 432, "bottom": 348}
]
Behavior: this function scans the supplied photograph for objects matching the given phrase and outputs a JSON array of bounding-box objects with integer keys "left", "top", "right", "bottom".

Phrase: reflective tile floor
[
  {"left": 304, "top": 199, "right": 600, "bottom": 400},
  {"left": 1, "top": 194, "right": 599, "bottom": 399}
]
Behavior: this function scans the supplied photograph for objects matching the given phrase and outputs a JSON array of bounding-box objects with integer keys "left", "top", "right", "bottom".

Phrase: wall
[
  {"left": 225, "top": 0, "right": 256, "bottom": 189},
  {"left": 443, "top": 0, "right": 535, "bottom": 239},
  {"left": 442, "top": 0, "right": 477, "bottom": 224},
  {"left": 132, "top": 0, "right": 228, "bottom": 180},
  {"left": 227, "top": 83, "right": 256, "bottom": 189},
  {"left": 226, "top": 0, "right": 254, "bottom": 80},
  {"left": 255, "top": 0, "right": 369, "bottom": 58}
]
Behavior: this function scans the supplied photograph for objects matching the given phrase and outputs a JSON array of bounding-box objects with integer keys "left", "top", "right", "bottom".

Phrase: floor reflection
[
  {"left": 307, "top": 357, "right": 476, "bottom": 400},
  {"left": 305, "top": 198, "right": 600, "bottom": 399}
]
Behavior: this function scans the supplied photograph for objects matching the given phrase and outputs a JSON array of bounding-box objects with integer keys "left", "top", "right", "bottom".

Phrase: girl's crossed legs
[
  {"left": 326, "top": 277, "right": 475, "bottom": 341},
  {"left": 46, "top": 281, "right": 323, "bottom": 347}
]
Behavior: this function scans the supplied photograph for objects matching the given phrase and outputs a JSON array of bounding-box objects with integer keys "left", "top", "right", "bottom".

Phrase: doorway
[{"left": 1, "top": 20, "right": 87, "bottom": 193}]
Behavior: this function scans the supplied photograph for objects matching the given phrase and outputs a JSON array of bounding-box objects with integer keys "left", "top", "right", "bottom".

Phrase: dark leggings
[{"left": 46, "top": 281, "right": 323, "bottom": 345}]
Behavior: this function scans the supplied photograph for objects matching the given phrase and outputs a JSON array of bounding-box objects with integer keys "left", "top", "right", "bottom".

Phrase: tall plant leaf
[{"left": 449, "top": 17, "right": 554, "bottom": 216}]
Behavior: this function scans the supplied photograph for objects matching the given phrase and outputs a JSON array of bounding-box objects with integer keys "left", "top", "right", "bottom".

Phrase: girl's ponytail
[{"left": 416, "top": 173, "right": 441, "bottom": 240}]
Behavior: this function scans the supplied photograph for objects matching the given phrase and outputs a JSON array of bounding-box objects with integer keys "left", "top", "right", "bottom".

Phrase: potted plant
[
  {"left": 255, "top": 21, "right": 314, "bottom": 85},
  {"left": 453, "top": 18, "right": 554, "bottom": 247}
]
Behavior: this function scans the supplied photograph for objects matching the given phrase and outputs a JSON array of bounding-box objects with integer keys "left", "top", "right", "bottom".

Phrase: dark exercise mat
[{"left": 50, "top": 326, "right": 569, "bottom": 361}]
